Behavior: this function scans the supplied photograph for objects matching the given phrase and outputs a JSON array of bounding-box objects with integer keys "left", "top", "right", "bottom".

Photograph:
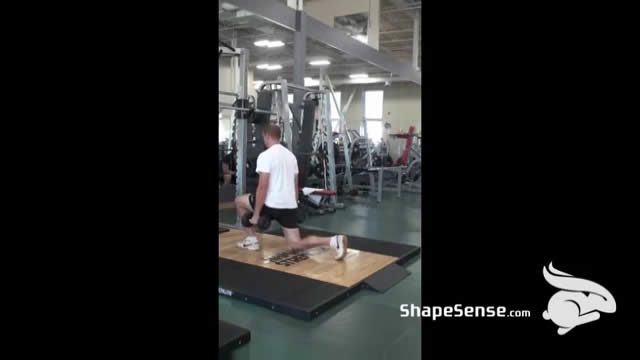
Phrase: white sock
[{"left": 330, "top": 236, "right": 338, "bottom": 248}]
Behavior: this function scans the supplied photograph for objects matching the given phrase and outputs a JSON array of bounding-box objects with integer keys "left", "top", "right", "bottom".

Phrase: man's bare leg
[
  {"left": 223, "top": 174, "right": 232, "bottom": 185},
  {"left": 282, "top": 227, "right": 348, "bottom": 260},
  {"left": 222, "top": 164, "right": 233, "bottom": 185},
  {"left": 234, "top": 194, "right": 257, "bottom": 238}
]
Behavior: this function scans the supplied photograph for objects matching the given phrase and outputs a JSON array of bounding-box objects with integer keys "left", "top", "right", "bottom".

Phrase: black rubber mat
[
  {"left": 265, "top": 228, "right": 421, "bottom": 264},
  {"left": 219, "top": 258, "right": 352, "bottom": 320},
  {"left": 219, "top": 227, "right": 420, "bottom": 320},
  {"left": 363, "top": 263, "right": 411, "bottom": 292},
  {"left": 218, "top": 320, "right": 250, "bottom": 353}
]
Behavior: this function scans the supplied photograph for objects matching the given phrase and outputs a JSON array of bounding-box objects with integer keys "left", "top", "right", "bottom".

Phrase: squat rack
[
  {"left": 258, "top": 79, "right": 343, "bottom": 207},
  {"left": 218, "top": 47, "right": 250, "bottom": 225}
]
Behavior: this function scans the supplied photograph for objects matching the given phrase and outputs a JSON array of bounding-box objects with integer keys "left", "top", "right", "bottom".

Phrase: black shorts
[{"left": 249, "top": 194, "right": 298, "bottom": 229}]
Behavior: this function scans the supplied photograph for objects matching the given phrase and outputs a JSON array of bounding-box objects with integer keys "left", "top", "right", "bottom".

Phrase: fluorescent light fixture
[
  {"left": 256, "top": 64, "right": 282, "bottom": 71},
  {"left": 351, "top": 78, "right": 377, "bottom": 84},
  {"left": 266, "top": 40, "right": 285, "bottom": 48},
  {"left": 304, "top": 77, "right": 319, "bottom": 87},
  {"left": 221, "top": 3, "right": 238, "bottom": 11},
  {"left": 349, "top": 73, "right": 369, "bottom": 79},
  {"left": 352, "top": 34, "right": 368, "bottom": 43},
  {"left": 309, "top": 60, "right": 331, "bottom": 66},
  {"left": 254, "top": 40, "right": 285, "bottom": 48}
]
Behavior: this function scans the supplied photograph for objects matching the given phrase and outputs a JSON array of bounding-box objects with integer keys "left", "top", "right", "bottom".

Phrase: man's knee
[
  {"left": 235, "top": 194, "right": 251, "bottom": 209},
  {"left": 283, "top": 228, "right": 301, "bottom": 244}
]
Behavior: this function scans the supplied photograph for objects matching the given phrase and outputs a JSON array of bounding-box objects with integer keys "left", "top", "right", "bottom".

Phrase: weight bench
[
  {"left": 352, "top": 167, "right": 406, "bottom": 203},
  {"left": 300, "top": 188, "right": 337, "bottom": 215}
]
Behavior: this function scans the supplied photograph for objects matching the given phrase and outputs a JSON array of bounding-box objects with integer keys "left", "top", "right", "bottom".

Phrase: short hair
[{"left": 262, "top": 124, "right": 281, "bottom": 140}]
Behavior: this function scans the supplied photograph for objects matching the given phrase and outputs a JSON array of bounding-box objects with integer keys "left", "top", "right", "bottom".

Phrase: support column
[
  {"left": 368, "top": 0, "right": 380, "bottom": 50},
  {"left": 231, "top": 30, "right": 238, "bottom": 96},
  {"left": 235, "top": 49, "right": 249, "bottom": 225},
  {"left": 412, "top": 16, "right": 420, "bottom": 71},
  {"left": 362, "top": 88, "right": 375, "bottom": 195},
  {"left": 319, "top": 69, "right": 337, "bottom": 205},
  {"left": 280, "top": 79, "right": 292, "bottom": 148},
  {"left": 287, "top": 0, "right": 303, "bottom": 10},
  {"left": 292, "top": 10, "right": 306, "bottom": 152}
]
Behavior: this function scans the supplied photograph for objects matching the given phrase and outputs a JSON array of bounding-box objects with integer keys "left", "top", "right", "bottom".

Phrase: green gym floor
[{"left": 219, "top": 192, "right": 423, "bottom": 360}]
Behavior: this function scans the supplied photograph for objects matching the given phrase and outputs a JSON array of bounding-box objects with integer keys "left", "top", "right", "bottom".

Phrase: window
[
  {"left": 365, "top": 121, "right": 383, "bottom": 144},
  {"left": 364, "top": 90, "right": 384, "bottom": 144},
  {"left": 288, "top": 93, "right": 293, "bottom": 119},
  {"left": 330, "top": 91, "right": 341, "bottom": 131},
  {"left": 365, "top": 90, "right": 383, "bottom": 119}
]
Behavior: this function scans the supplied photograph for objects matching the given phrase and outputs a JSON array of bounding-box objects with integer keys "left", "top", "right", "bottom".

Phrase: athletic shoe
[
  {"left": 332, "top": 235, "right": 349, "bottom": 260},
  {"left": 237, "top": 236, "right": 260, "bottom": 251}
]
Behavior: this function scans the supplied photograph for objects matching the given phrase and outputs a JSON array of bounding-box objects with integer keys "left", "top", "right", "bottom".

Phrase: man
[
  {"left": 220, "top": 153, "right": 235, "bottom": 185},
  {"left": 234, "top": 125, "right": 348, "bottom": 260}
]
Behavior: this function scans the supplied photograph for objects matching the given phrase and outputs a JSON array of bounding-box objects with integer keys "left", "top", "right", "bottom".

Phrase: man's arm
[
  {"left": 294, "top": 174, "right": 299, "bottom": 203},
  {"left": 253, "top": 172, "right": 269, "bottom": 219}
]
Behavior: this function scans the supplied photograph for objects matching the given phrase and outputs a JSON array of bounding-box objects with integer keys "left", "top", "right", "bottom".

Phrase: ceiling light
[
  {"left": 221, "top": 3, "right": 238, "bottom": 11},
  {"left": 352, "top": 34, "right": 368, "bottom": 43},
  {"left": 256, "top": 64, "right": 269, "bottom": 69},
  {"left": 266, "top": 64, "right": 282, "bottom": 70},
  {"left": 266, "top": 40, "right": 285, "bottom": 48},
  {"left": 351, "top": 78, "right": 377, "bottom": 84},
  {"left": 349, "top": 73, "right": 369, "bottom": 79},
  {"left": 309, "top": 60, "right": 331, "bottom": 66},
  {"left": 255, "top": 40, "right": 285, "bottom": 48},
  {"left": 304, "top": 77, "right": 319, "bottom": 87}
]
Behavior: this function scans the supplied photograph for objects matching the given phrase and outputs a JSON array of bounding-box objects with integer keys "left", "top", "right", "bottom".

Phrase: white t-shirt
[{"left": 256, "top": 144, "right": 299, "bottom": 209}]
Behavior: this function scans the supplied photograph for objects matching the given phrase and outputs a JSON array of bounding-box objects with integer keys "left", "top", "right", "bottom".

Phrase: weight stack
[
  {"left": 252, "top": 90, "right": 272, "bottom": 124},
  {"left": 295, "top": 99, "right": 316, "bottom": 186}
]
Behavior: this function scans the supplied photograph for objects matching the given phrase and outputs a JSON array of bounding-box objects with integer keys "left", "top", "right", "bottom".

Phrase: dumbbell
[{"left": 241, "top": 212, "right": 271, "bottom": 230}]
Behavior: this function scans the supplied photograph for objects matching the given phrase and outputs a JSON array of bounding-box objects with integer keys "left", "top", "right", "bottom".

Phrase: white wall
[
  {"left": 304, "top": 0, "right": 379, "bottom": 50},
  {"left": 335, "top": 82, "right": 422, "bottom": 134}
]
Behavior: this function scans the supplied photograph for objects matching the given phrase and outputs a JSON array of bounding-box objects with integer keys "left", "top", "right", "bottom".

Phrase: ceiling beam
[
  {"left": 384, "top": 0, "right": 419, "bottom": 19},
  {"left": 221, "top": 0, "right": 297, "bottom": 31},
  {"left": 380, "top": 38, "right": 414, "bottom": 44},
  {"left": 380, "top": 5, "right": 421, "bottom": 14},
  {"left": 224, "top": 0, "right": 421, "bottom": 85},
  {"left": 305, "top": 16, "right": 420, "bottom": 84},
  {"left": 379, "top": 29, "right": 413, "bottom": 35}
]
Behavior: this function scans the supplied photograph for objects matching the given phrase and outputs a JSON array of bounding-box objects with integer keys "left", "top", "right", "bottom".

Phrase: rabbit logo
[{"left": 542, "top": 262, "right": 616, "bottom": 335}]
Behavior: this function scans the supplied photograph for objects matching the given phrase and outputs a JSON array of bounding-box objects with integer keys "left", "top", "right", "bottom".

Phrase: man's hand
[{"left": 249, "top": 214, "right": 260, "bottom": 225}]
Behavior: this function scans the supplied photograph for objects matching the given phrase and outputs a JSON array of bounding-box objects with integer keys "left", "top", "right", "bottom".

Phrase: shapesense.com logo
[{"left": 401, "top": 304, "right": 531, "bottom": 320}]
